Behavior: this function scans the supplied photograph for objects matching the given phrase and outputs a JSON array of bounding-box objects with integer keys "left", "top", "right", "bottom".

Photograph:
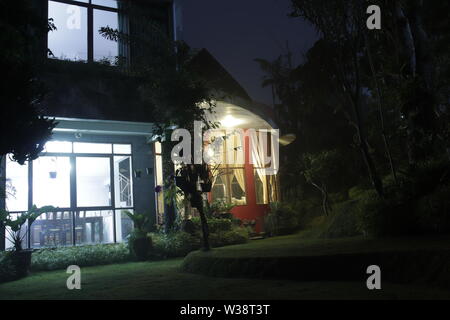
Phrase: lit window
[
  {"left": 33, "top": 156, "right": 71, "bottom": 208},
  {"left": 5, "top": 158, "right": 29, "bottom": 212},
  {"left": 211, "top": 167, "right": 247, "bottom": 206},
  {"left": 114, "top": 156, "right": 133, "bottom": 208},
  {"left": 48, "top": 0, "right": 120, "bottom": 62},
  {"left": 43, "top": 141, "right": 72, "bottom": 153},
  {"left": 154, "top": 142, "right": 164, "bottom": 222},
  {"left": 73, "top": 142, "right": 112, "bottom": 154},
  {"left": 94, "top": 9, "right": 118, "bottom": 63},
  {"left": 48, "top": 1, "right": 88, "bottom": 60},
  {"left": 92, "top": 0, "right": 118, "bottom": 8},
  {"left": 113, "top": 144, "right": 132, "bottom": 154},
  {"left": 76, "top": 157, "right": 111, "bottom": 207}
]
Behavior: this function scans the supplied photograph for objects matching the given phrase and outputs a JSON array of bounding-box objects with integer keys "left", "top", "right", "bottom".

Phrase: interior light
[{"left": 220, "top": 115, "right": 245, "bottom": 128}]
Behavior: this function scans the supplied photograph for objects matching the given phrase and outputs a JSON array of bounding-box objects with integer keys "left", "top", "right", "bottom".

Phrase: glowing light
[{"left": 220, "top": 115, "right": 245, "bottom": 128}]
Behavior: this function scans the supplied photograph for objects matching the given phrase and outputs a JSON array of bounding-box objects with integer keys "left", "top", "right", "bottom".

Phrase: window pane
[
  {"left": 154, "top": 142, "right": 162, "bottom": 154},
  {"left": 113, "top": 144, "right": 132, "bottom": 154},
  {"left": 31, "top": 210, "right": 73, "bottom": 248},
  {"left": 6, "top": 158, "right": 28, "bottom": 212},
  {"left": 254, "top": 170, "right": 269, "bottom": 205},
  {"left": 5, "top": 213, "right": 29, "bottom": 250},
  {"left": 48, "top": 1, "right": 88, "bottom": 61},
  {"left": 230, "top": 170, "right": 246, "bottom": 205},
  {"left": 211, "top": 175, "right": 227, "bottom": 202},
  {"left": 33, "top": 157, "right": 71, "bottom": 208},
  {"left": 155, "top": 155, "right": 163, "bottom": 186},
  {"left": 75, "top": 210, "right": 114, "bottom": 244},
  {"left": 94, "top": 9, "right": 118, "bottom": 63},
  {"left": 74, "top": 142, "right": 112, "bottom": 154},
  {"left": 43, "top": 141, "right": 72, "bottom": 153},
  {"left": 76, "top": 157, "right": 111, "bottom": 207},
  {"left": 115, "top": 209, "right": 133, "bottom": 243},
  {"left": 92, "top": 0, "right": 118, "bottom": 8},
  {"left": 114, "top": 156, "right": 133, "bottom": 208}
]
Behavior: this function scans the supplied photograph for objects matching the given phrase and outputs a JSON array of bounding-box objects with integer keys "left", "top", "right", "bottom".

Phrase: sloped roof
[{"left": 189, "top": 48, "right": 252, "bottom": 101}]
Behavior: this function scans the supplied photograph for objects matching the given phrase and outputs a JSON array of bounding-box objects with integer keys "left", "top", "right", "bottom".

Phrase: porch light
[{"left": 220, "top": 115, "right": 245, "bottom": 128}]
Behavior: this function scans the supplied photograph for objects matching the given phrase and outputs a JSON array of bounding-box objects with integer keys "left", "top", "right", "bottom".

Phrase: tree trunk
[
  {"left": 162, "top": 140, "right": 176, "bottom": 232},
  {"left": 365, "top": 35, "right": 398, "bottom": 184},
  {"left": 192, "top": 192, "right": 210, "bottom": 251}
]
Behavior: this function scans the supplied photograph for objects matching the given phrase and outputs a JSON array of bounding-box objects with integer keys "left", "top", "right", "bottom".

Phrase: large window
[
  {"left": 154, "top": 142, "right": 164, "bottom": 224},
  {"left": 48, "top": 0, "right": 120, "bottom": 63},
  {"left": 211, "top": 167, "right": 247, "bottom": 206},
  {"left": 5, "top": 141, "right": 134, "bottom": 248},
  {"left": 207, "top": 130, "right": 247, "bottom": 206}
]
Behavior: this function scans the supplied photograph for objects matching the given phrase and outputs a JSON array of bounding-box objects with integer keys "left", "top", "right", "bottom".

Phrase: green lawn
[
  {"left": 0, "top": 257, "right": 449, "bottom": 300},
  {"left": 202, "top": 232, "right": 450, "bottom": 258},
  {"left": 2, "top": 233, "right": 450, "bottom": 300}
]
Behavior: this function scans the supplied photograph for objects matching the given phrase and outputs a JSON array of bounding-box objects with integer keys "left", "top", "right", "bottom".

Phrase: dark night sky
[{"left": 182, "top": 0, "right": 319, "bottom": 106}]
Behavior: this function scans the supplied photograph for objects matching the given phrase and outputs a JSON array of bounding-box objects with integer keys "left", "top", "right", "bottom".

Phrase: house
[{"left": 0, "top": 0, "right": 279, "bottom": 250}]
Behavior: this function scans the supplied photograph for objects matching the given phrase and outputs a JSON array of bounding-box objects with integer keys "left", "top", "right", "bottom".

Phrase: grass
[
  {"left": 196, "top": 231, "right": 450, "bottom": 258},
  {"left": 1, "top": 258, "right": 450, "bottom": 300}
]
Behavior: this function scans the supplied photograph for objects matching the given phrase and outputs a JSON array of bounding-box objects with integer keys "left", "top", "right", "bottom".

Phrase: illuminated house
[{"left": 0, "top": 0, "right": 278, "bottom": 250}]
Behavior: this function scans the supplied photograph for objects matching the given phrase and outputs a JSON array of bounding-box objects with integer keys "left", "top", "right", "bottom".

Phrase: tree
[
  {"left": 291, "top": 0, "right": 386, "bottom": 197},
  {"left": 100, "top": 3, "right": 216, "bottom": 245},
  {"left": 0, "top": 0, "right": 56, "bottom": 165}
]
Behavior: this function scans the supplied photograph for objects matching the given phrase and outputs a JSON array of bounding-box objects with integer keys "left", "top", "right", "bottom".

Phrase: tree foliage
[{"left": 0, "top": 0, "right": 56, "bottom": 165}]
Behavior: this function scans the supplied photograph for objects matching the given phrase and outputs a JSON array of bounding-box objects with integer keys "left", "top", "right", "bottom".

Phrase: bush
[
  {"left": 151, "top": 223, "right": 250, "bottom": 258},
  {"left": 319, "top": 200, "right": 363, "bottom": 238},
  {"left": 191, "top": 217, "right": 235, "bottom": 233},
  {"left": 355, "top": 190, "right": 415, "bottom": 237},
  {"left": 0, "top": 252, "right": 17, "bottom": 283},
  {"left": 151, "top": 232, "right": 201, "bottom": 259},
  {"left": 264, "top": 202, "right": 300, "bottom": 236},
  {"left": 415, "top": 185, "right": 450, "bottom": 234},
  {"left": 209, "top": 226, "right": 250, "bottom": 247},
  {"left": 128, "top": 230, "right": 153, "bottom": 261},
  {"left": 31, "top": 243, "right": 131, "bottom": 271}
]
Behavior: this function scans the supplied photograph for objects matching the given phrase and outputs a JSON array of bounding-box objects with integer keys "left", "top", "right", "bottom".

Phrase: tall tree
[
  {"left": 0, "top": 0, "right": 56, "bottom": 165},
  {"left": 291, "top": 0, "right": 385, "bottom": 197}
]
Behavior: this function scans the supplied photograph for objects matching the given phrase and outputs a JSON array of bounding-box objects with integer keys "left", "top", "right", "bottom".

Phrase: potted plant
[
  {"left": 124, "top": 211, "right": 153, "bottom": 261},
  {"left": 0, "top": 205, "right": 56, "bottom": 279}
]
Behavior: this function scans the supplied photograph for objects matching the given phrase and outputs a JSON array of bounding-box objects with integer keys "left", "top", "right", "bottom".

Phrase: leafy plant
[
  {"left": 31, "top": 244, "right": 131, "bottom": 271},
  {"left": 124, "top": 211, "right": 153, "bottom": 261},
  {"left": 0, "top": 205, "right": 56, "bottom": 251}
]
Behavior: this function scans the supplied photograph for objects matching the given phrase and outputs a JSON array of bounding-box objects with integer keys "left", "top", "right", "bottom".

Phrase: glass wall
[{"left": 4, "top": 141, "right": 136, "bottom": 248}]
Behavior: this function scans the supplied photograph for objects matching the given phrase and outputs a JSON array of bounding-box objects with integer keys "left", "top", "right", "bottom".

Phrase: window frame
[
  {"left": 208, "top": 130, "right": 248, "bottom": 206},
  {"left": 4, "top": 140, "right": 135, "bottom": 249},
  {"left": 47, "top": 0, "right": 120, "bottom": 62}
]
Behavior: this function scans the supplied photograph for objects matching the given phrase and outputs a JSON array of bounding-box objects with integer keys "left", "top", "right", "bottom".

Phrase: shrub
[
  {"left": 319, "top": 200, "right": 363, "bottom": 238},
  {"left": 0, "top": 252, "right": 17, "bottom": 283},
  {"left": 355, "top": 190, "right": 415, "bottom": 237},
  {"left": 415, "top": 185, "right": 450, "bottom": 234},
  {"left": 31, "top": 243, "right": 131, "bottom": 271},
  {"left": 151, "top": 224, "right": 250, "bottom": 258},
  {"left": 191, "top": 217, "right": 234, "bottom": 233},
  {"left": 209, "top": 226, "right": 251, "bottom": 247},
  {"left": 128, "top": 230, "right": 153, "bottom": 261},
  {"left": 151, "top": 232, "right": 201, "bottom": 259},
  {"left": 264, "top": 202, "right": 300, "bottom": 236}
]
